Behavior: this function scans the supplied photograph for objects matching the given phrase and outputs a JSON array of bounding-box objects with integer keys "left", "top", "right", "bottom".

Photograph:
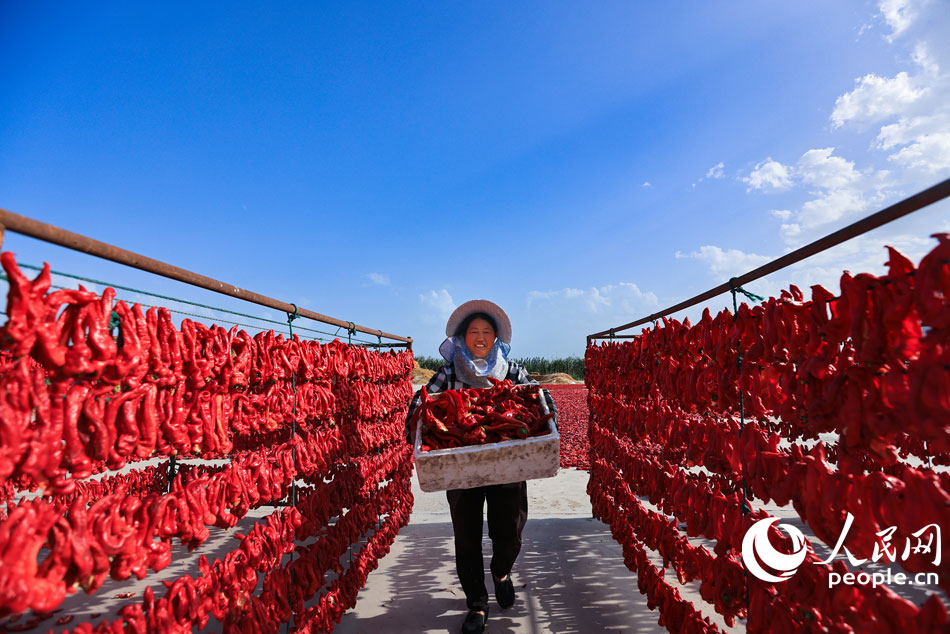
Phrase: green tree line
[{"left": 415, "top": 355, "right": 585, "bottom": 380}]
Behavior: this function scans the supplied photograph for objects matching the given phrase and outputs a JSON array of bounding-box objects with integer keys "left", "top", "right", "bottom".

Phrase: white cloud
[
  {"left": 828, "top": 6, "right": 949, "bottom": 173},
  {"left": 913, "top": 42, "right": 940, "bottom": 75},
  {"left": 872, "top": 106, "right": 950, "bottom": 176},
  {"left": 879, "top": 0, "right": 917, "bottom": 41},
  {"left": 887, "top": 131, "right": 950, "bottom": 172},
  {"left": 676, "top": 246, "right": 771, "bottom": 278},
  {"left": 748, "top": 148, "right": 888, "bottom": 233},
  {"left": 771, "top": 209, "right": 792, "bottom": 220},
  {"left": 830, "top": 72, "right": 926, "bottom": 128},
  {"left": 780, "top": 223, "right": 802, "bottom": 242},
  {"left": 706, "top": 162, "right": 725, "bottom": 179},
  {"left": 798, "top": 188, "right": 876, "bottom": 228},
  {"left": 796, "top": 148, "right": 862, "bottom": 190},
  {"left": 642, "top": 181, "right": 652, "bottom": 188},
  {"left": 419, "top": 289, "right": 455, "bottom": 322},
  {"left": 742, "top": 158, "right": 793, "bottom": 191},
  {"left": 876, "top": 113, "right": 944, "bottom": 149},
  {"left": 522, "top": 283, "right": 660, "bottom": 353},
  {"left": 733, "top": 1, "right": 948, "bottom": 266},
  {"left": 365, "top": 272, "right": 390, "bottom": 286},
  {"left": 527, "top": 283, "right": 658, "bottom": 318}
]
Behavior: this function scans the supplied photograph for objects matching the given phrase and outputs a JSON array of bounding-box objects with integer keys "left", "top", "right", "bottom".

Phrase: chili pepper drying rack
[
  {"left": 584, "top": 176, "right": 950, "bottom": 631},
  {"left": 0, "top": 211, "right": 413, "bottom": 506},
  {"left": 0, "top": 208, "right": 413, "bottom": 484},
  {"left": 0, "top": 210, "right": 420, "bottom": 629}
]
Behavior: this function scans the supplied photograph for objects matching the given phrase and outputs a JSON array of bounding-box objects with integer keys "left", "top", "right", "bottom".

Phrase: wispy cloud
[
  {"left": 419, "top": 289, "right": 456, "bottom": 323},
  {"left": 522, "top": 283, "right": 660, "bottom": 355},
  {"left": 365, "top": 272, "right": 390, "bottom": 286},
  {"left": 676, "top": 246, "right": 771, "bottom": 278},
  {"left": 706, "top": 162, "right": 725, "bottom": 179},
  {"left": 693, "top": 161, "right": 725, "bottom": 187}
]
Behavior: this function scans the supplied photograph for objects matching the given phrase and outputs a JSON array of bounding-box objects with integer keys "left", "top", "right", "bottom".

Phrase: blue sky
[{"left": 1, "top": 1, "right": 948, "bottom": 357}]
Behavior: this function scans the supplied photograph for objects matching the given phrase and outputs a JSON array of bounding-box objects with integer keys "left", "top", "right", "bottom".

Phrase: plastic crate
[{"left": 413, "top": 392, "right": 560, "bottom": 492}]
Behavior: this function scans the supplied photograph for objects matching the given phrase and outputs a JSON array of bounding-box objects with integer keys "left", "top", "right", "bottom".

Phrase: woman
[{"left": 405, "top": 299, "right": 557, "bottom": 634}]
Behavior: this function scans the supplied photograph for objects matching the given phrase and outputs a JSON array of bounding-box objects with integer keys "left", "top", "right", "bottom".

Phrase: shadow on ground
[{"left": 333, "top": 517, "right": 664, "bottom": 634}]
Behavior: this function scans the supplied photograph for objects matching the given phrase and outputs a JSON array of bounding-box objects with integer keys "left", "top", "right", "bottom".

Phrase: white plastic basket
[{"left": 413, "top": 392, "right": 560, "bottom": 492}]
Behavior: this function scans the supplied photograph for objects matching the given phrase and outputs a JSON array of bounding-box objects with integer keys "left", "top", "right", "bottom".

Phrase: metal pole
[
  {"left": 0, "top": 208, "right": 412, "bottom": 345},
  {"left": 588, "top": 177, "right": 950, "bottom": 339}
]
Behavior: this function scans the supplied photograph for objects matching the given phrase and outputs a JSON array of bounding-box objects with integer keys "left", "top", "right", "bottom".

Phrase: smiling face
[{"left": 464, "top": 317, "right": 496, "bottom": 359}]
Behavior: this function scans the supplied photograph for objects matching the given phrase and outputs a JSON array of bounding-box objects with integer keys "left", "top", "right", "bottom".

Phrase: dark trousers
[{"left": 446, "top": 481, "right": 528, "bottom": 612}]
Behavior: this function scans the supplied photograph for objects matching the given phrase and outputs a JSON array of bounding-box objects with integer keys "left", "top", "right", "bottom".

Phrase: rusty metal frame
[
  {"left": 0, "top": 209, "right": 412, "bottom": 347},
  {"left": 587, "top": 177, "right": 950, "bottom": 345}
]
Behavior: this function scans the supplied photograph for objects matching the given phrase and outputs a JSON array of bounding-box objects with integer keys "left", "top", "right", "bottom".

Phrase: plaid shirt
[{"left": 405, "top": 361, "right": 558, "bottom": 443}]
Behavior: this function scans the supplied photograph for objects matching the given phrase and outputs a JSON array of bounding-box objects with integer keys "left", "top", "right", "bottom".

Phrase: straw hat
[{"left": 445, "top": 299, "right": 512, "bottom": 344}]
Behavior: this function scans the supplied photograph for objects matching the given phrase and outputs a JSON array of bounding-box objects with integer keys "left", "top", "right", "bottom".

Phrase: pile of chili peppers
[
  {"left": 586, "top": 236, "right": 950, "bottom": 634},
  {"left": 410, "top": 380, "right": 554, "bottom": 450},
  {"left": 0, "top": 253, "right": 415, "bottom": 633}
]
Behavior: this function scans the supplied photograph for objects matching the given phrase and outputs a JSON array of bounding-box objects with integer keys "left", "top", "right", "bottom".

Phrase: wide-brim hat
[{"left": 445, "top": 299, "right": 512, "bottom": 344}]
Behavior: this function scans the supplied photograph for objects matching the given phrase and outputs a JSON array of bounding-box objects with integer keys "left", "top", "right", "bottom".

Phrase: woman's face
[{"left": 464, "top": 317, "right": 496, "bottom": 359}]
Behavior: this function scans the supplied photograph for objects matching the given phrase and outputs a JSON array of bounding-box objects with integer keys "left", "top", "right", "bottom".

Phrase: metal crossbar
[
  {"left": 588, "top": 177, "right": 950, "bottom": 343},
  {"left": 0, "top": 209, "right": 412, "bottom": 348}
]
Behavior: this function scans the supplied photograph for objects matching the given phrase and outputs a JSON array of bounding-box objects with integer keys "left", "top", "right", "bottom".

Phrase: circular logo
[{"left": 741, "top": 517, "right": 808, "bottom": 583}]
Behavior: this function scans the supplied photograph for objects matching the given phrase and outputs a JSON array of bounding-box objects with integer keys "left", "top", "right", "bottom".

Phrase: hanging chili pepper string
[
  {"left": 286, "top": 303, "right": 299, "bottom": 634},
  {"left": 345, "top": 321, "right": 357, "bottom": 574},
  {"left": 727, "top": 278, "right": 753, "bottom": 514},
  {"left": 729, "top": 277, "right": 755, "bottom": 619},
  {"left": 376, "top": 334, "right": 382, "bottom": 535}
]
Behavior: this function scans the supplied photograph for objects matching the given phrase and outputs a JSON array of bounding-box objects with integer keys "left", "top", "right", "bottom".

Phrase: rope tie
[
  {"left": 730, "top": 279, "right": 765, "bottom": 304},
  {"left": 109, "top": 310, "right": 125, "bottom": 349}
]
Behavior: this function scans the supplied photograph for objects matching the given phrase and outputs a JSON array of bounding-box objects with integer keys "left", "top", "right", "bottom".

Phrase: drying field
[{"left": 546, "top": 384, "right": 589, "bottom": 470}]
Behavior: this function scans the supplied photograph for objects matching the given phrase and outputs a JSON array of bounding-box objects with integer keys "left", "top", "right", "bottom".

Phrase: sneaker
[
  {"left": 461, "top": 609, "right": 487, "bottom": 634},
  {"left": 493, "top": 574, "right": 515, "bottom": 609}
]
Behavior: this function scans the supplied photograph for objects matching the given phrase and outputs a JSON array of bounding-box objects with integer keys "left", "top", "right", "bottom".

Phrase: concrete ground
[{"left": 331, "top": 467, "right": 709, "bottom": 634}]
